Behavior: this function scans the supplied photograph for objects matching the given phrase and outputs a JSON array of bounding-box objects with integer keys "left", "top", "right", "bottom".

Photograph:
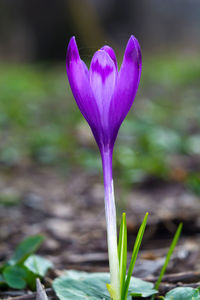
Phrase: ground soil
[{"left": 0, "top": 164, "right": 200, "bottom": 299}]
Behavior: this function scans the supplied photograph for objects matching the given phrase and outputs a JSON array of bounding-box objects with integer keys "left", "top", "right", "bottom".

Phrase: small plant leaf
[
  {"left": 128, "top": 276, "right": 157, "bottom": 297},
  {"left": 24, "top": 268, "right": 38, "bottom": 291},
  {"left": 0, "top": 274, "right": 7, "bottom": 287},
  {"left": 53, "top": 271, "right": 110, "bottom": 300},
  {"left": 123, "top": 212, "right": 148, "bottom": 300},
  {"left": 8, "top": 235, "right": 45, "bottom": 265},
  {"left": 165, "top": 287, "right": 200, "bottom": 300},
  {"left": 155, "top": 223, "right": 183, "bottom": 291},
  {"left": 53, "top": 270, "right": 156, "bottom": 300},
  {"left": 24, "top": 254, "right": 53, "bottom": 277},
  {"left": 118, "top": 212, "right": 127, "bottom": 298},
  {"left": 3, "top": 266, "right": 27, "bottom": 289}
]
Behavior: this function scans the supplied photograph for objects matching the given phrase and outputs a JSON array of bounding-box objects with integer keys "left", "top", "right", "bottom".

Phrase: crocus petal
[
  {"left": 66, "top": 37, "right": 102, "bottom": 145},
  {"left": 89, "top": 50, "right": 117, "bottom": 133},
  {"left": 101, "top": 46, "right": 118, "bottom": 70},
  {"left": 109, "top": 35, "right": 142, "bottom": 144}
]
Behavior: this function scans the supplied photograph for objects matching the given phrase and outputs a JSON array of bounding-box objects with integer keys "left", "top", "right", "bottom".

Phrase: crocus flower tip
[
  {"left": 66, "top": 36, "right": 79, "bottom": 68},
  {"left": 67, "top": 36, "right": 77, "bottom": 49},
  {"left": 130, "top": 34, "right": 136, "bottom": 41},
  {"left": 100, "top": 45, "right": 118, "bottom": 69},
  {"left": 124, "top": 35, "right": 142, "bottom": 71}
]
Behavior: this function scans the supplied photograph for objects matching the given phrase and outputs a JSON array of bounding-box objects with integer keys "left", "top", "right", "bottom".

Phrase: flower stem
[{"left": 101, "top": 148, "right": 120, "bottom": 300}]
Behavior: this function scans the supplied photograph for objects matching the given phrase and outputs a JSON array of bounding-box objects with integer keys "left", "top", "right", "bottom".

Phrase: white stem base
[{"left": 102, "top": 150, "right": 120, "bottom": 300}]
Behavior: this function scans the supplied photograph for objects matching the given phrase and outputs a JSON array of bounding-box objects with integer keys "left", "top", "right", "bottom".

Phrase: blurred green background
[{"left": 0, "top": 0, "right": 200, "bottom": 197}]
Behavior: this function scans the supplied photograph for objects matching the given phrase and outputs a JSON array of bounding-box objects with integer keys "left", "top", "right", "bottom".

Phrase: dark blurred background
[
  {"left": 0, "top": 0, "right": 200, "bottom": 275},
  {"left": 1, "top": 0, "right": 200, "bottom": 61}
]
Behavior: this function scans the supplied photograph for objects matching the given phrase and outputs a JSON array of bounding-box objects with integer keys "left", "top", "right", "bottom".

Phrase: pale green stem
[{"left": 101, "top": 148, "right": 120, "bottom": 300}]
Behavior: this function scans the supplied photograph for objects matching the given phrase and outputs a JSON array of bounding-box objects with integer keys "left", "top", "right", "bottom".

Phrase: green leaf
[
  {"left": 0, "top": 274, "right": 7, "bottom": 288},
  {"left": 0, "top": 274, "right": 5, "bottom": 282},
  {"left": 53, "top": 271, "right": 110, "bottom": 300},
  {"left": 24, "top": 268, "right": 38, "bottom": 291},
  {"left": 24, "top": 254, "right": 53, "bottom": 277},
  {"left": 165, "top": 287, "right": 200, "bottom": 300},
  {"left": 118, "top": 212, "right": 127, "bottom": 298},
  {"left": 155, "top": 223, "right": 183, "bottom": 291},
  {"left": 53, "top": 270, "right": 156, "bottom": 300},
  {"left": 8, "top": 235, "right": 45, "bottom": 265},
  {"left": 123, "top": 212, "right": 148, "bottom": 300},
  {"left": 128, "top": 276, "right": 157, "bottom": 298},
  {"left": 3, "top": 266, "right": 27, "bottom": 289}
]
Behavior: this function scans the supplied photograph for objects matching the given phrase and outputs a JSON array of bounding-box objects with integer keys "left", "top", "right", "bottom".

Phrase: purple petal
[
  {"left": 89, "top": 50, "right": 117, "bottom": 132},
  {"left": 66, "top": 37, "right": 102, "bottom": 145},
  {"left": 109, "top": 35, "right": 142, "bottom": 144},
  {"left": 101, "top": 46, "right": 118, "bottom": 70}
]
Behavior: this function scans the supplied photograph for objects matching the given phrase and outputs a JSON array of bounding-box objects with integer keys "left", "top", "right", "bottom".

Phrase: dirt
[{"left": 0, "top": 164, "right": 200, "bottom": 299}]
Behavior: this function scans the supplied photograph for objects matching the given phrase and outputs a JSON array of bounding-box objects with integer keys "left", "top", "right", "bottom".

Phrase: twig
[
  {"left": 36, "top": 279, "right": 48, "bottom": 300},
  {"left": 2, "top": 288, "right": 54, "bottom": 300},
  {"left": 144, "top": 271, "right": 200, "bottom": 284}
]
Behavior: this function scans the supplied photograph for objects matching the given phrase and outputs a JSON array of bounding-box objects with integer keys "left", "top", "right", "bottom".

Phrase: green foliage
[
  {"left": 155, "top": 223, "right": 183, "bottom": 291},
  {"left": 52, "top": 214, "right": 184, "bottom": 300},
  {"left": 53, "top": 270, "right": 156, "bottom": 300},
  {"left": 185, "top": 173, "right": 200, "bottom": 195},
  {"left": 143, "top": 55, "right": 200, "bottom": 87},
  {"left": 123, "top": 213, "right": 149, "bottom": 300},
  {"left": 151, "top": 224, "right": 182, "bottom": 300},
  {"left": 3, "top": 266, "right": 27, "bottom": 289},
  {"left": 24, "top": 255, "right": 53, "bottom": 277},
  {"left": 0, "top": 194, "right": 21, "bottom": 207},
  {"left": 128, "top": 276, "right": 157, "bottom": 298},
  {"left": 118, "top": 213, "right": 127, "bottom": 298},
  {"left": 110, "top": 213, "right": 151, "bottom": 299},
  {"left": 116, "top": 215, "right": 182, "bottom": 300},
  {"left": 164, "top": 287, "right": 200, "bottom": 300},
  {"left": 0, "top": 274, "right": 6, "bottom": 285},
  {"left": 8, "top": 235, "right": 45, "bottom": 265},
  {"left": 0, "top": 235, "right": 53, "bottom": 290}
]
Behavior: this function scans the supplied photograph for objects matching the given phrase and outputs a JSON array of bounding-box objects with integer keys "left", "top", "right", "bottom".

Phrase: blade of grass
[
  {"left": 122, "top": 212, "right": 148, "bottom": 300},
  {"left": 118, "top": 214, "right": 123, "bottom": 265},
  {"left": 151, "top": 223, "right": 183, "bottom": 300},
  {"left": 118, "top": 213, "right": 127, "bottom": 297}
]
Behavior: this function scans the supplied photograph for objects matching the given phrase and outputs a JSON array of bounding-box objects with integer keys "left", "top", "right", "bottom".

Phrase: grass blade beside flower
[
  {"left": 122, "top": 212, "right": 148, "bottom": 300},
  {"left": 118, "top": 212, "right": 127, "bottom": 298},
  {"left": 151, "top": 223, "right": 183, "bottom": 300}
]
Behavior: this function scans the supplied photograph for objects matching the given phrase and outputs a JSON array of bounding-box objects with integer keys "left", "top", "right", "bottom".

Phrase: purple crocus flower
[{"left": 66, "top": 36, "right": 142, "bottom": 300}]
